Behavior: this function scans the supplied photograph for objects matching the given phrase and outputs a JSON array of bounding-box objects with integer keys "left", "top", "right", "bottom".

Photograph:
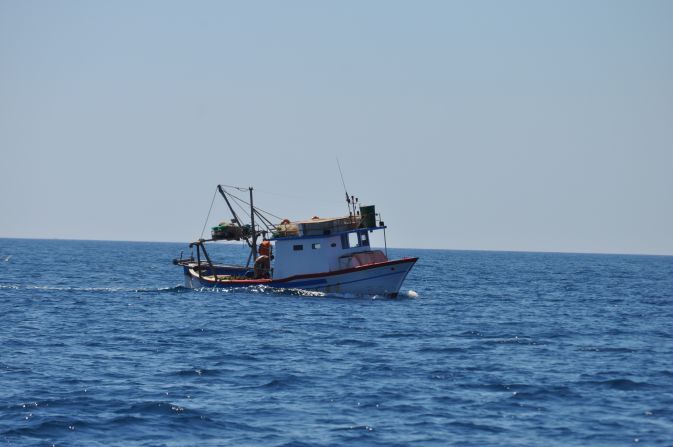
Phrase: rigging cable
[
  {"left": 218, "top": 189, "right": 253, "bottom": 248},
  {"left": 227, "top": 192, "right": 285, "bottom": 222},
  {"left": 229, "top": 193, "right": 253, "bottom": 225},
  {"left": 231, "top": 195, "right": 274, "bottom": 235},
  {"left": 336, "top": 158, "right": 352, "bottom": 216},
  {"left": 252, "top": 209, "right": 275, "bottom": 234},
  {"left": 253, "top": 209, "right": 275, "bottom": 231},
  {"left": 200, "top": 187, "right": 218, "bottom": 239},
  {"left": 214, "top": 185, "right": 289, "bottom": 238},
  {"left": 219, "top": 183, "right": 248, "bottom": 192},
  {"left": 253, "top": 188, "right": 344, "bottom": 204},
  {"left": 249, "top": 204, "right": 284, "bottom": 222}
]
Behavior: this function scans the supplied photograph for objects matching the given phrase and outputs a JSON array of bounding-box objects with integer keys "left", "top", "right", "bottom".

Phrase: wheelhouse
[{"left": 270, "top": 222, "right": 388, "bottom": 278}]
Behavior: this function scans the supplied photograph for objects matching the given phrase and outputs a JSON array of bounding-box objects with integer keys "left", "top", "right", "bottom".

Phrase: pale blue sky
[{"left": 1, "top": 1, "right": 672, "bottom": 254}]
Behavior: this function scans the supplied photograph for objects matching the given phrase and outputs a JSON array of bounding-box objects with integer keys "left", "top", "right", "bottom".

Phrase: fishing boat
[{"left": 173, "top": 185, "right": 418, "bottom": 297}]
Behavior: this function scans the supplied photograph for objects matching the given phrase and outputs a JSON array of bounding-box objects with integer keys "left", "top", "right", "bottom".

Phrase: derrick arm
[{"left": 217, "top": 184, "right": 252, "bottom": 248}]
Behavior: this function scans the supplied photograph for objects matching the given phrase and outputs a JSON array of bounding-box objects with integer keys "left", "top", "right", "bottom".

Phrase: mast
[
  {"left": 337, "top": 158, "right": 352, "bottom": 218},
  {"left": 249, "top": 187, "right": 258, "bottom": 259}
]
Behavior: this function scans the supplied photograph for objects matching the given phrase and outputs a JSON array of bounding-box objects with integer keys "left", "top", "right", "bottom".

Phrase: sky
[{"left": 1, "top": 0, "right": 672, "bottom": 255}]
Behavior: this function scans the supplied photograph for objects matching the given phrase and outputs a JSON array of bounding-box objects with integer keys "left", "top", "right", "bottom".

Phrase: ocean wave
[
  {"left": 192, "top": 284, "right": 326, "bottom": 298},
  {"left": 333, "top": 338, "right": 379, "bottom": 348},
  {"left": 420, "top": 347, "right": 469, "bottom": 357},
  {"left": 189, "top": 283, "right": 419, "bottom": 300},
  {"left": 331, "top": 424, "right": 375, "bottom": 432},
  {"left": 508, "top": 385, "right": 582, "bottom": 401},
  {"left": 576, "top": 346, "right": 636, "bottom": 353},
  {"left": 3, "top": 240, "right": 673, "bottom": 445},
  {"left": 379, "top": 331, "right": 421, "bottom": 339},
  {"left": 121, "top": 401, "right": 194, "bottom": 415},
  {"left": 0, "top": 362, "right": 32, "bottom": 374},
  {"left": 446, "top": 420, "right": 505, "bottom": 433},
  {"left": 237, "top": 372, "right": 306, "bottom": 390},
  {"left": 3, "top": 281, "right": 410, "bottom": 301},
  {"left": 1, "top": 417, "right": 85, "bottom": 437},
  {"left": 1, "top": 284, "right": 190, "bottom": 294},
  {"left": 579, "top": 378, "right": 654, "bottom": 390},
  {"left": 170, "top": 368, "right": 224, "bottom": 377}
]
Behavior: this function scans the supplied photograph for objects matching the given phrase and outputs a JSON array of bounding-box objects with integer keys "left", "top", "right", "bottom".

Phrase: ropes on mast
[
  {"left": 218, "top": 183, "right": 248, "bottom": 192},
  {"left": 200, "top": 188, "right": 218, "bottom": 239},
  {"left": 229, "top": 194, "right": 251, "bottom": 221},
  {"left": 212, "top": 185, "right": 286, "bottom": 237},
  {"left": 336, "top": 158, "right": 353, "bottom": 217},
  {"left": 225, "top": 189, "right": 284, "bottom": 222}
]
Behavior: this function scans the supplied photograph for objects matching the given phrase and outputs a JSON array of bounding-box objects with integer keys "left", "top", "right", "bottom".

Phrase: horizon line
[{"left": 1, "top": 236, "right": 671, "bottom": 258}]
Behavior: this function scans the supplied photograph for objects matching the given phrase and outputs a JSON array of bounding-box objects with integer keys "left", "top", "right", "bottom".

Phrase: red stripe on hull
[{"left": 190, "top": 257, "right": 419, "bottom": 286}]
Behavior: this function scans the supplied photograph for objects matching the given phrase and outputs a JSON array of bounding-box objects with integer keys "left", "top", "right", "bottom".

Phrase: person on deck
[
  {"left": 254, "top": 240, "right": 273, "bottom": 279},
  {"left": 259, "top": 240, "right": 273, "bottom": 258}
]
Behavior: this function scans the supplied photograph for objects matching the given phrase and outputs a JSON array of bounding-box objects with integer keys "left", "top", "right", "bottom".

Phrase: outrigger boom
[{"left": 173, "top": 185, "right": 417, "bottom": 297}]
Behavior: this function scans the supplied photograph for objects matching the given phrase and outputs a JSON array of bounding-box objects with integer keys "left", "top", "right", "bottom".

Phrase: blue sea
[{"left": 1, "top": 238, "right": 672, "bottom": 446}]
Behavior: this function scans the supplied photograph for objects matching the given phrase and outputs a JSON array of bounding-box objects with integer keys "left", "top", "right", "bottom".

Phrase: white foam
[{"left": 406, "top": 290, "right": 419, "bottom": 298}]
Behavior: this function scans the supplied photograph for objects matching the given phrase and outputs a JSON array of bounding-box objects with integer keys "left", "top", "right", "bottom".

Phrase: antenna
[{"left": 336, "top": 158, "right": 352, "bottom": 216}]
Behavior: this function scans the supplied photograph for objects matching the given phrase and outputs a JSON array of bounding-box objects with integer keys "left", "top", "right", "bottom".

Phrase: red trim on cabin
[{"left": 192, "top": 257, "right": 419, "bottom": 285}]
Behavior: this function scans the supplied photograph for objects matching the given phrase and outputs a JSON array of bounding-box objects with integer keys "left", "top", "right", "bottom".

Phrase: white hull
[{"left": 183, "top": 258, "right": 417, "bottom": 297}]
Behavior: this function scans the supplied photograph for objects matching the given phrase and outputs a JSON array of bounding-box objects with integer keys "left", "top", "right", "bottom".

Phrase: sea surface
[{"left": 1, "top": 238, "right": 672, "bottom": 446}]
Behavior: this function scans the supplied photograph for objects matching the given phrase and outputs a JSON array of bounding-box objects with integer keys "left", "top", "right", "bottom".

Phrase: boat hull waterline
[{"left": 182, "top": 257, "right": 418, "bottom": 297}]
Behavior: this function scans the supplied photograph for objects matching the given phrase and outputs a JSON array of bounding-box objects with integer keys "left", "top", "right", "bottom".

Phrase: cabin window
[
  {"left": 293, "top": 244, "right": 303, "bottom": 251},
  {"left": 312, "top": 243, "right": 321, "bottom": 249},
  {"left": 341, "top": 234, "right": 349, "bottom": 249},
  {"left": 341, "top": 231, "right": 369, "bottom": 249},
  {"left": 348, "top": 232, "right": 359, "bottom": 248},
  {"left": 331, "top": 242, "right": 337, "bottom": 247}
]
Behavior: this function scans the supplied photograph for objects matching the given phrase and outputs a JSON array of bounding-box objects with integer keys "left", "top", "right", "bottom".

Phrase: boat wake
[
  {"left": 191, "top": 284, "right": 420, "bottom": 300},
  {"left": 192, "top": 284, "right": 328, "bottom": 298},
  {"left": 0, "top": 284, "right": 190, "bottom": 294},
  {"left": 1, "top": 282, "right": 418, "bottom": 300}
]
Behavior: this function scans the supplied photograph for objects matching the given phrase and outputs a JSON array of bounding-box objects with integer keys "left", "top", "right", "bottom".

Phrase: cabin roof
[
  {"left": 291, "top": 216, "right": 351, "bottom": 225},
  {"left": 269, "top": 225, "right": 386, "bottom": 242}
]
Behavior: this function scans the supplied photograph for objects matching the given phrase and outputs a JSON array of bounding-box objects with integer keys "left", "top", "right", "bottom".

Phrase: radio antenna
[{"left": 336, "top": 158, "right": 352, "bottom": 216}]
